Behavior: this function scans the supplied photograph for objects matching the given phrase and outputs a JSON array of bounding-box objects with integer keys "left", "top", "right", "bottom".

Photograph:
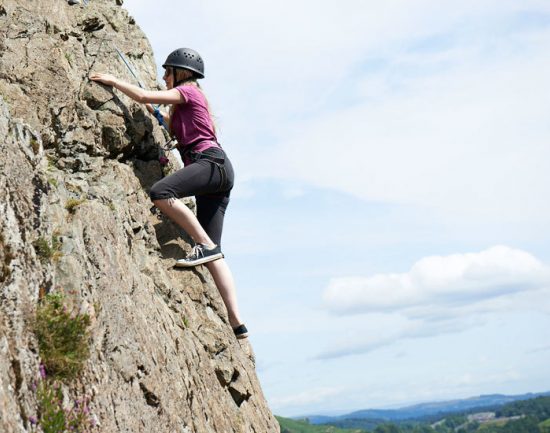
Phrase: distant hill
[{"left": 304, "top": 391, "right": 550, "bottom": 425}]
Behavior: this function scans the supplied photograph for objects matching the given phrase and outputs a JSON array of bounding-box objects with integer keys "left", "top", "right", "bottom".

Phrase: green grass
[
  {"left": 33, "top": 232, "right": 62, "bottom": 263},
  {"left": 276, "top": 416, "right": 367, "bottom": 433},
  {"left": 35, "top": 376, "right": 94, "bottom": 432},
  {"left": 34, "top": 293, "right": 91, "bottom": 380},
  {"left": 65, "top": 198, "right": 87, "bottom": 213}
]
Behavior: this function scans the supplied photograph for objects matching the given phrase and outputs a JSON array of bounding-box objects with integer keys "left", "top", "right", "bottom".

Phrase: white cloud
[
  {"left": 323, "top": 245, "right": 550, "bottom": 315},
  {"left": 316, "top": 246, "right": 550, "bottom": 359},
  {"left": 262, "top": 32, "right": 550, "bottom": 222},
  {"left": 315, "top": 315, "right": 471, "bottom": 360},
  {"left": 527, "top": 345, "right": 550, "bottom": 354}
]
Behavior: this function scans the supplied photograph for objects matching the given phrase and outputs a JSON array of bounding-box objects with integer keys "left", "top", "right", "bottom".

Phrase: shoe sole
[
  {"left": 235, "top": 332, "right": 249, "bottom": 339},
  {"left": 174, "top": 252, "right": 224, "bottom": 268}
]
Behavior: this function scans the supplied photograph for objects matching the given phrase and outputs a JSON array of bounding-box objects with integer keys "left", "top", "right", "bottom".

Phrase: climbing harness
[{"left": 185, "top": 146, "right": 228, "bottom": 192}]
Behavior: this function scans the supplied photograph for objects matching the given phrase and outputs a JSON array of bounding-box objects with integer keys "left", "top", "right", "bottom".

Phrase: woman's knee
[
  {"left": 151, "top": 198, "right": 176, "bottom": 211},
  {"left": 149, "top": 181, "right": 172, "bottom": 202}
]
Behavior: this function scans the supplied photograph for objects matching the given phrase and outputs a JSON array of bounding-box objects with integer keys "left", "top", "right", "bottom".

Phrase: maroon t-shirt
[{"left": 172, "top": 85, "right": 218, "bottom": 164}]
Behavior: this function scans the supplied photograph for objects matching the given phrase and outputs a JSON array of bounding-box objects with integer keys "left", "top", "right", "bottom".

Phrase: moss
[
  {"left": 182, "top": 316, "right": 189, "bottom": 328},
  {"left": 64, "top": 52, "right": 73, "bottom": 66},
  {"left": 65, "top": 198, "right": 86, "bottom": 213},
  {"left": 34, "top": 293, "right": 91, "bottom": 380},
  {"left": 45, "top": 153, "right": 56, "bottom": 171},
  {"left": 47, "top": 177, "right": 58, "bottom": 188},
  {"left": 93, "top": 301, "right": 101, "bottom": 317},
  {"left": 30, "top": 137, "right": 40, "bottom": 154}
]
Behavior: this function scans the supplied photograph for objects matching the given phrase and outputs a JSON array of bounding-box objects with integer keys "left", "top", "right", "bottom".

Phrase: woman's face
[{"left": 163, "top": 67, "right": 174, "bottom": 89}]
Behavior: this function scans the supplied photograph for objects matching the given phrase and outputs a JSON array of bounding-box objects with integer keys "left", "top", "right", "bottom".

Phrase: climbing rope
[{"left": 114, "top": 46, "right": 169, "bottom": 131}]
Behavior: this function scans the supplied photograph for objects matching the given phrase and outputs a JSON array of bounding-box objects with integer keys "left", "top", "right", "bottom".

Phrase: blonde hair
[{"left": 168, "top": 68, "right": 217, "bottom": 136}]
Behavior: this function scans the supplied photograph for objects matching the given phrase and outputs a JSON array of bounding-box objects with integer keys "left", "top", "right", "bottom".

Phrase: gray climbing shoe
[{"left": 175, "top": 243, "right": 224, "bottom": 267}]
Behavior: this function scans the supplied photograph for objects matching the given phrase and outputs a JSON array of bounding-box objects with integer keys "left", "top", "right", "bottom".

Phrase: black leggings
[{"left": 149, "top": 148, "right": 234, "bottom": 246}]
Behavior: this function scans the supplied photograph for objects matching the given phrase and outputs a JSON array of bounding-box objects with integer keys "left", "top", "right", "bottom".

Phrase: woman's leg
[
  {"left": 150, "top": 156, "right": 245, "bottom": 331},
  {"left": 150, "top": 162, "right": 218, "bottom": 246},
  {"left": 152, "top": 198, "right": 214, "bottom": 246},
  {"left": 196, "top": 194, "right": 245, "bottom": 329},
  {"left": 204, "top": 259, "right": 243, "bottom": 328}
]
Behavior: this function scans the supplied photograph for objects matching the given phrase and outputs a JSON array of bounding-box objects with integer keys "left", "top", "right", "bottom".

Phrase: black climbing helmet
[{"left": 162, "top": 48, "right": 205, "bottom": 79}]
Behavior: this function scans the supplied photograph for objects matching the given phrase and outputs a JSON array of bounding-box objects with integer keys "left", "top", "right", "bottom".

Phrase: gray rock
[{"left": 0, "top": 0, "right": 279, "bottom": 431}]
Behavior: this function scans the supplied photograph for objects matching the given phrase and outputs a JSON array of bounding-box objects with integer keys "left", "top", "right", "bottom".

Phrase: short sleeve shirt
[{"left": 172, "top": 85, "right": 218, "bottom": 162}]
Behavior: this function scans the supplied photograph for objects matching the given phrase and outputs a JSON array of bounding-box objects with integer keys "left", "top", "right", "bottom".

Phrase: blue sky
[{"left": 124, "top": 0, "right": 550, "bottom": 417}]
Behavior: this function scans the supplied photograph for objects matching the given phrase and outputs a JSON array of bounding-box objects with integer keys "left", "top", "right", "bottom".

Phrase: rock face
[{"left": 0, "top": 1, "right": 279, "bottom": 432}]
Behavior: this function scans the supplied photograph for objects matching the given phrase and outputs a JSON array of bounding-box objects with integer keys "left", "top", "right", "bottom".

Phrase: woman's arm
[{"left": 89, "top": 73, "right": 185, "bottom": 105}]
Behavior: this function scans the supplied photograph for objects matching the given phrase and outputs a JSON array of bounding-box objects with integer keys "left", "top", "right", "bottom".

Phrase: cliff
[{"left": 0, "top": 0, "right": 279, "bottom": 432}]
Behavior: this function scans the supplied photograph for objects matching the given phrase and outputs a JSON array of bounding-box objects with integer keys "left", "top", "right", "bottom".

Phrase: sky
[{"left": 123, "top": 0, "right": 550, "bottom": 418}]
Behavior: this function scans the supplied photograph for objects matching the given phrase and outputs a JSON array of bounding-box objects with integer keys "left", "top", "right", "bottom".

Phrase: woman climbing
[{"left": 89, "top": 48, "right": 248, "bottom": 339}]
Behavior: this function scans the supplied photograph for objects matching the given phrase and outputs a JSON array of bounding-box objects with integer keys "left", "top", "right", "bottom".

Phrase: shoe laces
[{"left": 188, "top": 244, "right": 205, "bottom": 260}]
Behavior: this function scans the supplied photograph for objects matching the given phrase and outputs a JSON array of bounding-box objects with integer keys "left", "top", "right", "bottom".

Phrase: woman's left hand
[{"left": 89, "top": 72, "right": 118, "bottom": 87}]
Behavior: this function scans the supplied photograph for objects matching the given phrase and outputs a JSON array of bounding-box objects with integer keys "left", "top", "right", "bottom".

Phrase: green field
[{"left": 276, "top": 416, "right": 367, "bottom": 433}]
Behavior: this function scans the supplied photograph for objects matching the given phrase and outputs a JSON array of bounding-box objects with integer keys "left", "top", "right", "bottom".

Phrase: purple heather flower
[
  {"left": 29, "top": 416, "right": 38, "bottom": 425},
  {"left": 39, "top": 364, "right": 46, "bottom": 379}
]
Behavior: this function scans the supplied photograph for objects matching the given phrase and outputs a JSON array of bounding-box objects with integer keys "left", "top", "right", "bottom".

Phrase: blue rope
[{"left": 153, "top": 107, "right": 168, "bottom": 130}]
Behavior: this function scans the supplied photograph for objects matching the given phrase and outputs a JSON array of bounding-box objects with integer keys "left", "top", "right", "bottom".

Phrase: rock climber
[{"left": 89, "top": 48, "right": 248, "bottom": 339}]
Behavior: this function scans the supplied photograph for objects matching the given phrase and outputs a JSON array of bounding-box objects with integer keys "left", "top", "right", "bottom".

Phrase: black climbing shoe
[
  {"left": 175, "top": 243, "right": 224, "bottom": 267},
  {"left": 233, "top": 324, "right": 249, "bottom": 339}
]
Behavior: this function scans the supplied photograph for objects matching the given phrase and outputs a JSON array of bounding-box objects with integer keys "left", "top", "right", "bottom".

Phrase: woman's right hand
[{"left": 89, "top": 72, "right": 118, "bottom": 87}]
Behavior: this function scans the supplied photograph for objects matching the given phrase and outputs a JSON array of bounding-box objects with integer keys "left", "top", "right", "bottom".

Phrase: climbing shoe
[
  {"left": 175, "top": 243, "right": 224, "bottom": 267},
  {"left": 233, "top": 324, "right": 249, "bottom": 339}
]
